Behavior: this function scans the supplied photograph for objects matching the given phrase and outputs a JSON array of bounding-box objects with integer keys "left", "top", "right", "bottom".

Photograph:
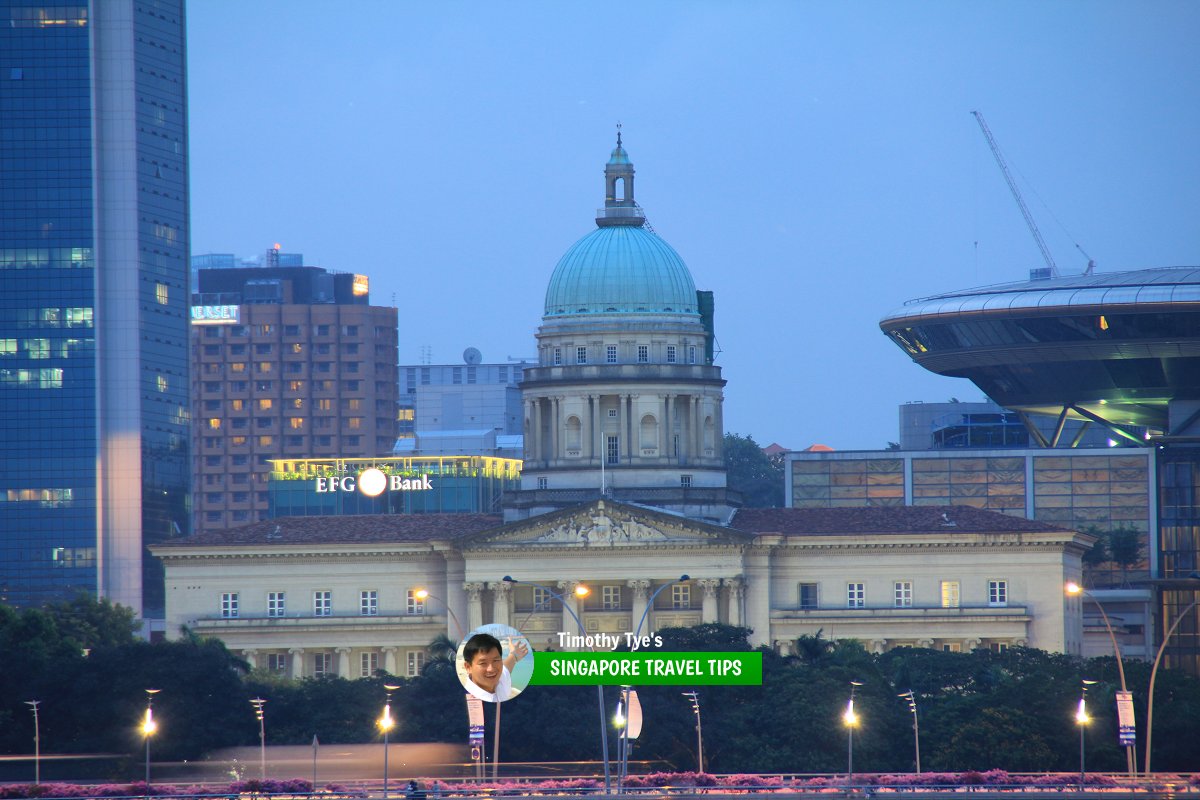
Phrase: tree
[
  {"left": 723, "top": 433, "right": 783, "bottom": 507},
  {"left": 1107, "top": 526, "right": 1142, "bottom": 586}
]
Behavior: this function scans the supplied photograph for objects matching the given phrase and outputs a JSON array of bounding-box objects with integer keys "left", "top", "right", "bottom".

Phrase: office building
[
  {"left": 191, "top": 263, "right": 398, "bottom": 533},
  {"left": 0, "top": 1, "right": 191, "bottom": 620}
]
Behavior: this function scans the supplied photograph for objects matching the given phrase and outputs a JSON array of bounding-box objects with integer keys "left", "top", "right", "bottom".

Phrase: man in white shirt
[{"left": 462, "top": 632, "right": 529, "bottom": 703}]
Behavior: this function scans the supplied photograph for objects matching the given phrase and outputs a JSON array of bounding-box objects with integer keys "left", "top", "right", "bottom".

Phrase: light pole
[
  {"left": 250, "top": 698, "right": 267, "bottom": 780},
  {"left": 843, "top": 681, "right": 862, "bottom": 783},
  {"left": 142, "top": 689, "right": 161, "bottom": 786},
  {"left": 898, "top": 690, "right": 920, "bottom": 773},
  {"left": 1143, "top": 572, "right": 1200, "bottom": 775},
  {"left": 504, "top": 576, "right": 610, "bottom": 793},
  {"left": 414, "top": 588, "right": 465, "bottom": 639},
  {"left": 379, "top": 683, "right": 399, "bottom": 799},
  {"left": 1076, "top": 680, "right": 1096, "bottom": 785},
  {"left": 681, "top": 691, "right": 703, "bottom": 773},
  {"left": 24, "top": 700, "right": 40, "bottom": 785},
  {"left": 1066, "top": 581, "right": 1135, "bottom": 775},
  {"left": 613, "top": 693, "right": 627, "bottom": 787}
]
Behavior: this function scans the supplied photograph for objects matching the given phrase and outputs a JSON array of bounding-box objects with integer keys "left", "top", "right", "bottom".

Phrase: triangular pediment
[{"left": 465, "top": 500, "right": 750, "bottom": 549}]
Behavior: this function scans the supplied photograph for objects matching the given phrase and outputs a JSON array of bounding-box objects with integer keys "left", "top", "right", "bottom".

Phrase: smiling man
[{"left": 461, "top": 632, "right": 529, "bottom": 703}]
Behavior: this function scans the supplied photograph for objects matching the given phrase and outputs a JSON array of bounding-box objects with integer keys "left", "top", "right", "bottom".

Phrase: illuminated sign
[
  {"left": 314, "top": 467, "right": 433, "bottom": 495},
  {"left": 352, "top": 274, "right": 369, "bottom": 296},
  {"left": 190, "top": 305, "right": 241, "bottom": 324}
]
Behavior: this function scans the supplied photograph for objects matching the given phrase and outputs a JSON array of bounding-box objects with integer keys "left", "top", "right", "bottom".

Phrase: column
[
  {"left": 559, "top": 580, "right": 583, "bottom": 640},
  {"left": 490, "top": 580, "right": 512, "bottom": 627},
  {"left": 335, "top": 647, "right": 351, "bottom": 678},
  {"left": 628, "top": 579, "right": 650, "bottom": 632},
  {"left": 629, "top": 394, "right": 639, "bottom": 461},
  {"left": 382, "top": 646, "right": 398, "bottom": 676},
  {"left": 870, "top": 639, "right": 888, "bottom": 654},
  {"left": 289, "top": 648, "right": 305, "bottom": 679},
  {"left": 617, "top": 394, "right": 627, "bottom": 465},
  {"left": 586, "top": 395, "right": 596, "bottom": 462},
  {"left": 445, "top": 554, "right": 468, "bottom": 641},
  {"left": 465, "top": 582, "right": 485, "bottom": 631},
  {"left": 524, "top": 399, "right": 533, "bottom": 460},
  {"left": 714, "top": 394, "right": 724, "bottom": 460},
  {"left": 242, "top": 649, "right": 259, "bottom": 671},
  {"left": 665, "top": 394, "right": 675, "bottom": 460},
  {"left": 532, "top": 398, "right": 542, "bottom": 464},
  {"left": 658, "top": 394, "right": 668, "bottom": 457},
  {"left": 550, "top": 397, "right": 560, "bottom": 464},
  {"left": 916, "top": 638, "right": 934, "bottom": 650},
  {"left": 726, "top": 577, "right": 743, "bottom": 627},
  {"left": 698, "top": 579, "right": 720, "bottom": 623},
  {"left": 692, "top": 396, "right": 702, "bottom": 459},
  {"left": 774, "top": 640, "right": 794, "bottom": 657},
  {"left": 744, "top": 547, "right": 772, "bottom": 647}
]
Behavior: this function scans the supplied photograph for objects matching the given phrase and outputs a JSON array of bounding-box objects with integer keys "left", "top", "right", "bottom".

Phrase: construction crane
[{"left": 971, "top": 110, "right": 1058, "bottom": 278}]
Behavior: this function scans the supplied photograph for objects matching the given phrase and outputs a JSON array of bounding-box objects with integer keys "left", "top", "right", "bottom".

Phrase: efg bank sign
[{"left": 314, "top": 468, "right": 433, "bottom": 497}]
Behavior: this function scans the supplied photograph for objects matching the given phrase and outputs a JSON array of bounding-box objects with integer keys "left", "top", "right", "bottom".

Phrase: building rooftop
[
  {"left": 730, "top": 505, "right": 1068, "bottom": 535},
  {"left": 159, "top": 513, "right": 502, "bottom": 547}
]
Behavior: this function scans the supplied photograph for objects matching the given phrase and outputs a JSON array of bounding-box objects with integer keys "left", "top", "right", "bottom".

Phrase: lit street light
[
  {"left": 379, "top": 683, "right": 400, "bottom": 799},
  {"left": 24, "top": 700, "right": 40, "bottom": 785},
  {"left": 1143, "top": 571, "right": 1200, "bottom": 775},
  {"left": 414, "top": 588, "right": 465, "bottom": 639},
  {"left": 250, "top": 698, "right": 267, "bottom": 780},
  {"left": 898, "top": 690, "right": 920, "bottom": 774},
  {"left": 1066, "top": 581, "right": 1135, "bottom": 775},
  {"left": 1076, "top": 680, "right": 1097, "bottom": 785},
  {"left": 504, "top": 576, "right": 610, "bottom": 793},
  {"left": 142, "top": 689, "right": 161, "bottom": 786},
  {"left": 843, "top": 681, "right": 862, "bottom": 782},
  {"left": 681, "top": 691, "right": 703, "bottom": 773}
]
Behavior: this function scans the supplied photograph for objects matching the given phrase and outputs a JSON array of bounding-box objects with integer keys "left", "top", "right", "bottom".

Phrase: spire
[{"left": 597, "top": 126, "right": 644, "bottom": 228}]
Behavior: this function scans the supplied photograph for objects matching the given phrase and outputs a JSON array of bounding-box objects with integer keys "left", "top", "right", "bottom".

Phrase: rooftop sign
[
  {"left": 190, "top": 305, "right": 241, "bottom": 325},
  {"left": 314, "top": 468, "right": 433, "bottom": 496}
]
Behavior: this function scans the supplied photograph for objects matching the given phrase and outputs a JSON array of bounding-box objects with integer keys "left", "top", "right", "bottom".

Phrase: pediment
[{"left": 465, "top": 500, "right": 750, "bottom": 549}]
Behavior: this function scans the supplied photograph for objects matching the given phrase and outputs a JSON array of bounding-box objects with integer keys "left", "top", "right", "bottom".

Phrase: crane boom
[{"left": 971, "top": 110, "right": 1058, "bottom": 277}]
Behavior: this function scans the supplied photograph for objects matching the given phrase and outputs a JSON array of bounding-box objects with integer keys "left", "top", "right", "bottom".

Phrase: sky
[{"left": 186, "top": 1, "right": 1200, "bottom": 452}]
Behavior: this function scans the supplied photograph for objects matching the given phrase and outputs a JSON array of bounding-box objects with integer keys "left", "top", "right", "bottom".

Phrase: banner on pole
[
  {"left": 467, "top": 694, "right": 486, "bottom": 744},
  {"left": 1115, "top": 691, "right": 1136, "bottom": 746},
  {"left": 627, "top": 689, "right": 643, "bottom": 740}
]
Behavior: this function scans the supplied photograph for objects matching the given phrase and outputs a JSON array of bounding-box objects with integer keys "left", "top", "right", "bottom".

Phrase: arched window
[
  {"left": 565, "top": 415, "right": 582, "bottom": 452},
  {"left": 640, "top": 414, "right": 659, "bottom": 451}
]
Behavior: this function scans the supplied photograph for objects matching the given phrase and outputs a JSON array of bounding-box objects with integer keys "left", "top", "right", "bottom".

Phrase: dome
[{"left": 544, "top": 225, "right": 698, "bottom": 317}]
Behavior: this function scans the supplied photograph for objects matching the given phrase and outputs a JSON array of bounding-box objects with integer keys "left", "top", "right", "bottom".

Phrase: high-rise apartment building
[
  {"left": 191, "top": 263, "right": 399, "bottom": 533},
  {"left": 0, "top": 1, "right": 191, "bottom": 619}
]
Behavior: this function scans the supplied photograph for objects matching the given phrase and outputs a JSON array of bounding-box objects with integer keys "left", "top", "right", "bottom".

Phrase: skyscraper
[{"left": 0, "top": 1, "right": 191, "bottom": 621}]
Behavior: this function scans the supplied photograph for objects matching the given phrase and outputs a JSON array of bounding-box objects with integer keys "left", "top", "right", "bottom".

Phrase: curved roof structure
[{"left": 880, "top": 267, "right": 1200, "bottom": 431}]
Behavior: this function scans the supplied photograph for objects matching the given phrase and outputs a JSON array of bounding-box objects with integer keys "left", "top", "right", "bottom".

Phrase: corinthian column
[
  {"left": 490, "top": 580, "right": 512, "bottom": 627},
  {"left": 628, "top": 579, "right": 651, "bottom": 632},
  {"left": 559, "top": 580, "right": 584, "bottom": 639},
  {"left": 698, "top": 578, "right": 721, "bottom": 623},
  {"left": 726, "top": 577, "right": 744, "bottom": 627},
  {"left": 465, "top": 582, "right": 485, "bottom": 631}
]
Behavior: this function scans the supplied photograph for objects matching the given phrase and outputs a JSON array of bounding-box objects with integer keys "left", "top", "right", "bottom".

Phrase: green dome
[{"left": 544, "top": 225, "right": 698, "bottom": 317}]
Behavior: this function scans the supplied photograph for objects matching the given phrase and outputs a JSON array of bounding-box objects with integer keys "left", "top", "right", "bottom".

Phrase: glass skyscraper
[{"left": 0, "top": 1, "right": 190, "bottom": 621}]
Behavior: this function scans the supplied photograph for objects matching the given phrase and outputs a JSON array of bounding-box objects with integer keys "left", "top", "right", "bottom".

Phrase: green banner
[{"left": 531, "top": 652, "right": 762, "bottom": 686}]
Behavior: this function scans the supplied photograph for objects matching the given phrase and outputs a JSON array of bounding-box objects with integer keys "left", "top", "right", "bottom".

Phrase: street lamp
[
  {"left": 1076, "top": 680, "right": 1097, "bottom": 785},
  {"left": 414, "top": 588, "right": 465, "bottom": 639},
  {"left": 1066, "top": 581, "right": 1135, "bottom": 775},
  {"left": 250, "top": 698, "right": 267, "bottom": 780},
  {"left": 1143, "top": 571, "right": 1200, "bottom": 775},
  {"left": 843, "top": 681, "right": 862, "bottom": 782},
  {"left": 24, "top": 700, "right": 40, "bottom": 785},
  {"left": 142, "top": 689, "right": 161, "bottom": 786},
  {"left": 681, "top": 691, "right": 704, "bottom": 773},
  {"left": 379, "top": 683, "right": 400, "bottom": 799},
  {"left": 898, "top": 690, "right": 920, "bottom": 774},
  {"left": 504, "top": 576, "right": 610, "bottom": 793}
]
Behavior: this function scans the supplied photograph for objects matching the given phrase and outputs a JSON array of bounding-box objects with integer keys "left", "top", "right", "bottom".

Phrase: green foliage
[{"left": 723, "top": 432, "right": 783, "bottom": 507}]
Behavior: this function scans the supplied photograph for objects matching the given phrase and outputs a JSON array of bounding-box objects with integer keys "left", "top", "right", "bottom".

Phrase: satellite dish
[{"left": 463, "top": 347, "right": 483, "bottom": 365}]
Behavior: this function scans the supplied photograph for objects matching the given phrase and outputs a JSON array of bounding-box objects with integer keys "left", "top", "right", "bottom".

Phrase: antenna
[{"left": 420, "top": 345, "right": 432, "bottom": 365}]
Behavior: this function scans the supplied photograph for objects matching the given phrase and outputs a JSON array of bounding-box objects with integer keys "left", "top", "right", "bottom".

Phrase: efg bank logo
[{"left": 314, "top": 468, "right": 434, "bottom": 496}]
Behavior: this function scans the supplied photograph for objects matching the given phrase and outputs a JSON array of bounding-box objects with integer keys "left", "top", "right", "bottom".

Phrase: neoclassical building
[{"left": 155, "top": 138, "right": 1093, "bottom": 675}]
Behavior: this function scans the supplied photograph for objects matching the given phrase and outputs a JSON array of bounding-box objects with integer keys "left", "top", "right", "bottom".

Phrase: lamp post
[
  {"left": 898, "top": 690, "right": 920, "bottom": 774},
  {"left": 1143, "top": 572, "right": 1200, "bottom": 775},
  {"left": 681, "top": 691, "right": 703, "bottom": 773},
  {"left": 24, "top": 700, "right": 40, "bottom": 785},
  {"left": 250, "top": 698, "right": 267, "bottom": 780},
  {"left": 142, "top": 689, "right": 161, "bottom": 786},
  {"left": 379, "top": 683, "right": 400, "bottom": 799},
  {"left": 1076, "top": 680, "right": 1096, "bottom": 785},
  {"left": 1066, "top": 582, "right": 1135, "bottom": 775},
  {"left": 414, "top": 588, "right": 465, "bottom": 639},
  {"left": 613, "top": 693, "right": 627, "bottom": 788},
  {"left": 504, "top": 576, "right": 610, "bottom": 793},
  {"left": 843, "top": 681, "right": 862, "bottom": 783}
]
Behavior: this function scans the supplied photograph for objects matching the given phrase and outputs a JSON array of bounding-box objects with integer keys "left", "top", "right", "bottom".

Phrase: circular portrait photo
[{"left": 456, "top": 624, "right": 533, "bottom": 703}]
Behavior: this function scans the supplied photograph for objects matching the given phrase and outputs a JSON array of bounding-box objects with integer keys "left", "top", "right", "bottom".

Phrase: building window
[
  {"left": 799, "top": 583, "right": 819, "bottom": 609},
  {"left": 360, "top": 651, "right": 378, "bottom": 677},
  {"left": 360, "top": 590, "right": 378, "bottom": 616},
  {"left": 406, "top": 589, "right": 425, "bottom": 615},
  {"left": 577, "top": 346, "right": 587, "bottom": 364},
  {"left": 688, "top": 345, "right": 697, "bottom": 364},
  {"left": 847, "top": 583, "right": 865, "bottom": 609},
  {"left": 671, "top": 584, "right": 691, "bottom": 609},
  {"left": 894, "top": 581, "right": 913, "bottom": 608},
  {"left": 991, "top": 642, "right": 1009, "bottom": 654},
  {"left": 602, "top": 586, "right": 621, "bottom": 610},
  {"left": 988, "top": 580, "right": 1008, "bottom": 607},
  {"left": 313, "top": 652, "right": 332, "bottom": 676},
  {"left": 537, "top": 477, "right": 548, "bottom": 490},
  {"left": 155, "top": 282, "right": 169, "bottom": 305},
  {"left": 314, "top": 591, "right": 332, "bottom": 616},
  {"left": 258, "top": 398, "right": 273, "bottom": 410},
  {"left": 607, "top": 435, "right": 619, "bottom": 465},
  {"left": 637, "top": 345, "right": 649, "bottom": 363},
  {"left": 266, "top": 653, "right": 287, "bottom": 674},
  {"left": 553, "top": 347, "right": 562, "bottom": 366},
  {"left": 532, "top": 587, "right": 553, "bottom": 612},
  {"left": 606, "top": 345, "right": 618, "bottom": 363},
  {"left": 666, "top": 345, "right": 677, "bottom": 363},
  {"left": 941, "top": 581, "right": 961, "bottom": 608},
  {"left": 221, "top": 592, "right": 239, "bottom": 618},
  {"left": 407, "top": 650, "right": 426, "bottom": 677},
  {"left": 680, "top": 474, "right": 693, "bottom": 488}
]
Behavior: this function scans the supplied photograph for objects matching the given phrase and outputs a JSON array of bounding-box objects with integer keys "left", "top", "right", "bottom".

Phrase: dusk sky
[{"left": 187, "top": 1, "right": 1200, "bottom": 451}]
